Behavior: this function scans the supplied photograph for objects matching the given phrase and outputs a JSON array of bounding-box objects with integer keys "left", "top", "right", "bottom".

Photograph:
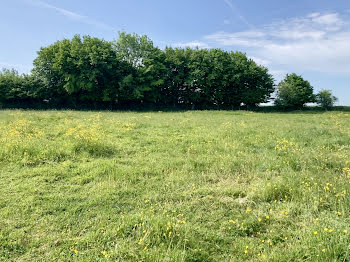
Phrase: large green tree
[
  {"left": 113, "top": 32, "right": 166, "bottom": 105},
  {"left": 162, "top": 47, "right": 191, "bottom": 106},
  {"left": 33, "top": 35, "right": 129, "bottom": 107},
  {"left": 275, "top": 73, "right": 315, "bottom": 108},
  {"left": 316, "top": 89, "right": 337, "bottom": 109}
]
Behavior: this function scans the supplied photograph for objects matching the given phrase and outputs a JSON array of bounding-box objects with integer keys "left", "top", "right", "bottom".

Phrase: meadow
[{"left": 0, "top": 109, "right": 349, "bottom": 261}]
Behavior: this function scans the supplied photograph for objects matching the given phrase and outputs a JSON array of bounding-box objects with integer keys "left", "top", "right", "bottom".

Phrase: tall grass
[{"left": 0, "top": 110, "right": 349, "bottom": 261}]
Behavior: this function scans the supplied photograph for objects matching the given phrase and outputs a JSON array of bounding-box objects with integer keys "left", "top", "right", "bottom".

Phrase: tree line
[{"left": 0, "top": 32, "right": 337, "bottom": 110}]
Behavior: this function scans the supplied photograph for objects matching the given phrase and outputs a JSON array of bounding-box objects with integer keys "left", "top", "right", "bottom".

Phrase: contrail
[
  {"left": 25, "top": 0, "right": 117, "bottom": 33},
  {"left": 223, "top": 0, "right": 255, "bottom": 29}
]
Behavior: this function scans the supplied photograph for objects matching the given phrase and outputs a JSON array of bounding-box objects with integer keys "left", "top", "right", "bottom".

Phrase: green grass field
[{"left": 1, "top": 110, "right": 350, "bottom": 261}]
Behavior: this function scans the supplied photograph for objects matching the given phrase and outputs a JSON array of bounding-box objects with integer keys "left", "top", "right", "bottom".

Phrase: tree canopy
[
  {"left": 274, "top": 73, "right": 315, "bottom": 109},
  {"left": 316, "top": 89, "right": 338, "bottom": 109},
  {"left": 1, "top": 32, "right": 277, "bottom": 109}
]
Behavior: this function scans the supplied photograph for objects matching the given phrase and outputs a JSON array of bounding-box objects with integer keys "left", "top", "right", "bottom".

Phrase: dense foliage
[
  {"left": 32, "top": 35, "right": 132, "bottom": 107},
  {"left": 275, "top": 73, "right": 316, "bottom": 109},
  {"left": 316, "top": 89, "right": 338, "bottom": 109},
  {"left": 0, "top": 33, "right": 275, "bottom": 109},
  {"left": 0, "top": 69, "right": 45, "bottom": 107}
]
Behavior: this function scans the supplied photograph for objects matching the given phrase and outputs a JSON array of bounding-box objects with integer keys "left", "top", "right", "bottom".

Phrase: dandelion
[
  {"left": 313, "top": 231, "right": 318, "bottom": 235},
  {"left": 280, "top": 210, "right": 288, "bottom": 216},
  {"left": 246, "top": 208, "right": 252, "bottom": 213},
  {"left": 244, "top": 246, "right": 249, "bottom": 254},
  {"left": 321, "top": 249, "right": 326, "bottom": 253},
  {"left": 101, "top": 251, "right": 108, "bottom": 258},
  {"left": 258, "top": 218, "right": 262, "bottom": 222}
]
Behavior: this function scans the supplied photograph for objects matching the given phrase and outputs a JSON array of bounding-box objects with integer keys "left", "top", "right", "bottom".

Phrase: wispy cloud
[
  {"left": 173, "top": 41, "right": 209, "bottom": 49},
  {"left": 247, "top": 56, "right": 270, "bottom": 67},
  {"left": 311, "top": 13, "right": 343, "bottom": 26},
  {"left": 223, "top": 0, "right": 254, "bottom": 29},
  {"left": 205, "top": 31, "right": 267, "bottom": 47},
  {"left": 25, "top": 0, "right": 116, "bottom": 32},
  {"left": 269, "top": 69, "right": 288, "bottom": 80},
  {"left": 203, "top": 12, "right": 350, "bottom": 75}
]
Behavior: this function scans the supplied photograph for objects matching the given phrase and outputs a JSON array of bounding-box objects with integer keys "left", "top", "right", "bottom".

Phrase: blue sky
[{"left": 1, "top": 0, "right": 350, "bottom": 105}]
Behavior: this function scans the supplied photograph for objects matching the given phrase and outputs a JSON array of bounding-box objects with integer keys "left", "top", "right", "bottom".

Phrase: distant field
[{"left": 0, "top": 110, "right": 349, "bottom": 261}]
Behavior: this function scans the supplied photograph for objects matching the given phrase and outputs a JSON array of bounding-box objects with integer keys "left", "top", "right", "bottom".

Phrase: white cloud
[
  {"left": 269, "top": 69, "right": 287, "bottom": 79},
  {"left": 205, "top": 31, "right": 267, "bottom": 47},
  {"left": 275, "top": 30, "right": 325, "bottom": 40},
  {"left": 308, "top": 12, "right": 321, "bottom": 18},
  {"left": 248, "top": 56, "right": 270, "bottom": 66},
  {"left": 174, "top": 41, "right": 209, "bottom": 49},
  {"left": 25, "top": 0, "right": 116, "bottom": 32},
  {"left": 312, "top": 13, "right": 342, "bottom": 26},
  {"left": 203, "top": 12, "right": 350, "bottom": 74}
]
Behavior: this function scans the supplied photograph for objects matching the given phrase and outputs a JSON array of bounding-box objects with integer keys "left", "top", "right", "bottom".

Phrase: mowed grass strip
[{"left": 0, "top": 110, "right": 349, "bottom": 261}]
